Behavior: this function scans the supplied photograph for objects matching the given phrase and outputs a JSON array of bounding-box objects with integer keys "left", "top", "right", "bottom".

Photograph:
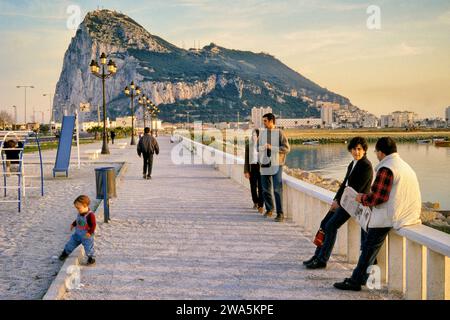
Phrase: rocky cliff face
[{"left": 53, "top": 9, "right": 356, "bottom": 123}]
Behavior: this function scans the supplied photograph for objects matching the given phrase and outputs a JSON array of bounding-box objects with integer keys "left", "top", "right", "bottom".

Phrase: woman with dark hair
[{"left": 303, "top": 136, "right": 374, "bottom": 269}]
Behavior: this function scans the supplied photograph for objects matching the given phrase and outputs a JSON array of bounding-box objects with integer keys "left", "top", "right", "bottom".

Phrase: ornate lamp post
[
  {"left": 149, "top": 103, "right": 160, "bottom": 136},
  {"left": 138, "top": 94, "right": 149, "bottom": 129},
  {"left": 124, "top": 82, "right": 141, "bottom": 145},
  {"left": 89, "top": 52, "right": 117, "bottom": 154}
]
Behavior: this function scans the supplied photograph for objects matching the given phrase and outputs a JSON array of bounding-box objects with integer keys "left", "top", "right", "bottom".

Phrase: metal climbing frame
[{"left": 0, "top": 131, "right": 44, "bottom": 212}]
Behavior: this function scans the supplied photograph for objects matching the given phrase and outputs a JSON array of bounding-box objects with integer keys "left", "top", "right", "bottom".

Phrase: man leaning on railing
[{"left": 334, "top": 137, "right": 422, "bottom": 291}]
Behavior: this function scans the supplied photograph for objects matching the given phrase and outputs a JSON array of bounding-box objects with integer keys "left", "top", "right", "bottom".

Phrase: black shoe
[
  {"left": 305, "top": 257, "right": 327, "bottom": 269},
  {"left": 58, "top": 251, "right": 68, "bottom": 261},
  {"left": 87, "top": 257, "right": 96, "bottom": 265},
  {"left": 143, "top": 174, "right": 147, "bottom": 179},
  {"left": 303, "top": 256, "right": 316, "bottom": 266},
  {"left": 274, "top": 214, "right": 285, "bottom": 222},
  {"left": 333, "top": 278, "right": 361, "bottom": 291},
  {"left": 253, "top": 203, "right": 258, "bottom": 209},
  {"left": 147, "top": 175, "right": 152, "bottom": 180}
]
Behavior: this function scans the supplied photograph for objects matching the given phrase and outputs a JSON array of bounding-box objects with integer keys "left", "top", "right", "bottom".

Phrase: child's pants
[{"left": 64, "top": 232, "right": 95, "bottom": 258}]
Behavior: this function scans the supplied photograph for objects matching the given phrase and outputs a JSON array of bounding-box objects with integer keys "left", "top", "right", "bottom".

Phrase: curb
[
  {"left": 42, "top": 246, "right": 85, "bottom": 300},
  {"left": 42, "top": 161, "right": 128, "bottom": 300}
]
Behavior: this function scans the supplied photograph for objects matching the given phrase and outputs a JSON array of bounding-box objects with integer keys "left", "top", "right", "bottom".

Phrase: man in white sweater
[{"left": 334, "top": 137, "right": 422, "bottom": 291}]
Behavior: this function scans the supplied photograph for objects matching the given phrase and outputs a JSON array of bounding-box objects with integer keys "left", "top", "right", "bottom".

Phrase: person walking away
[
  {"left": 137, "top": 127, "right": 160, "bottom": 180},
  {"left": 259, "top": 113, "right": 290, "bottom": 222},
  {"left": 334, "top": 137, "right": 422, "bottom": 291},
  {"left": 110, "top": 130, "right": 116, "bottom": 144},
  {"left": 303, "top": 137, "right": 373, "bottom": 269},
  {"left": 59, "top": 195, "right": 96, "bottom": 265},
  {"left": 244, "top": 129, "right": 264, "bottom": 214}
]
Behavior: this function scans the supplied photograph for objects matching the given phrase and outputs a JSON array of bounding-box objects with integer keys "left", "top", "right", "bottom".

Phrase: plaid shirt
[{"left": 361, "top": 167, "right": 394, "bottom": 207}]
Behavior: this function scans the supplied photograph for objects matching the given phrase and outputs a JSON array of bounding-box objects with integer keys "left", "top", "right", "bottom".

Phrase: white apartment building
[
  {"left": 380, "top": 115, "right": 393, "bottom": 128},
  {"left": 391, "top": 111, "right": 417, "bottom": 127},
  {"left": 380, "top": 111, "right": 418, "bottom": 128},
  {"left": 362, "top": 115, "right": 379, "bottom": 128},
  {"left": 321, "top": 104, "right": 334, "bottom": 126}
]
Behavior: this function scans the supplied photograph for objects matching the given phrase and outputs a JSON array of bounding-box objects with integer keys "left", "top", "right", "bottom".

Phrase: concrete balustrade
[{"left": 180, "top": 136, "right": 450, "bottom": 300}]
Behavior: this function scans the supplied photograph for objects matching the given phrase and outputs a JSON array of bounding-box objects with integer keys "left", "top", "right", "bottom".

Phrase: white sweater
[{"left": 369, "top": 153, "right": 422, "bottom": 229}]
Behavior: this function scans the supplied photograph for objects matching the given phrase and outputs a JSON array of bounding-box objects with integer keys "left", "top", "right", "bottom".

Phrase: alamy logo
[
  {"left": 170, "top": 123, "right": 281, "bottom": 174},
  {"left": 366, "top": 265, "right": 381, "bottom": 290},
  {"left": 65, "top": 265, "right": 81, "bottom": 290},
  {"left": 66, "top": 5, "right": 81, "bottom": 30},
  {"left": 367, "top": 5, "right": 381, "bottom": 30}
]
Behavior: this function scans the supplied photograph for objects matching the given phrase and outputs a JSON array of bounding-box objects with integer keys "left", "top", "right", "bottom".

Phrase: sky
[{"left": 0, "top": 0, "right": 449, "bottom": 123}]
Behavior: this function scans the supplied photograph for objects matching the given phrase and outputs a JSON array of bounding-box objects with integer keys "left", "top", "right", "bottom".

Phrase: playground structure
[
  {"left": 0, "top": 131, "right": 44, "bottom": 212},
  {"left": 53, "top": 114, "right": 80, "bottom": 177}
]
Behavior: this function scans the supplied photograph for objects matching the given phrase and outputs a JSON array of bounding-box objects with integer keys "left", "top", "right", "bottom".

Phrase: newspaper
[{"left": 340, "top": 186, "right": 372, "bottom": 232}]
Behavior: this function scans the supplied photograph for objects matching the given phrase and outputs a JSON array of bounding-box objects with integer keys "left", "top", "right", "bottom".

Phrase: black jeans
[
  {"left": 249, "top": 166, "right": 264, "bottom": 208},
  {"left": 143, "top": 152, "right": 154, "bottom": 176},
  {"left": 314, "top": 207, "right": 350, "bottom": 263},
  {"left": 351, "top": 227, "right": 391, "bottom": 285}
]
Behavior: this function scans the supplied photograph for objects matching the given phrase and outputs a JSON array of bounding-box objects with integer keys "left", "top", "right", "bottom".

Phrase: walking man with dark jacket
[{"left": 137, "top": 127, "right": 159, "bottom": 180}]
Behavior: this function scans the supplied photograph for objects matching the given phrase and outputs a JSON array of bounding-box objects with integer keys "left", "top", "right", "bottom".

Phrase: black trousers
[
  {"left": 351, "top": 227, "right": 391, "bottom": 285},
  {"left": 143, "top": 153, "right": 154, "bottom": 176},
  {"left": 249, "top": 165, "right": 264, "bottom": 208}
]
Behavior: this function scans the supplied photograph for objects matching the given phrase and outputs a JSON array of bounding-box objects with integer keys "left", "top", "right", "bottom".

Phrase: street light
[
  {"left": 138, "top": 94, "right": 149, "bottom": 128},
  {"left": 89, "top": 53, "right": 117, "bottom": 154},
  {"left": 149, "top": 103, "right": 160, "bottom": 136},
  {"left": 16, "top": 85, "right": 34, "bottom": 124},
  {"left": 43, "top": 93, "right": 57, "bottom": 126},
  {"left": 124, "top": 81, "right": 141, "bottom": 145}
]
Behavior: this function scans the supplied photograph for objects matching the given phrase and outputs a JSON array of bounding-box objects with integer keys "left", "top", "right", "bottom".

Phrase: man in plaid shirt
[
  {"left": 334, "top": 137, "right": 421, "bottom": 291},
  {"left": 359, "top": 167, "right": 393, "bottom": 207}
]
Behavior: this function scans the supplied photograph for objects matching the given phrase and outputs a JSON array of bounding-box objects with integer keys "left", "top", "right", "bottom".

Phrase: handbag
[{"left": 313, "top": 228, "right": 325, "bottom": 247}]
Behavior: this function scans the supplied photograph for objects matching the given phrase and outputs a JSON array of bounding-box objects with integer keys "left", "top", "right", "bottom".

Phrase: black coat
[{"left": 334, "top": 155, "right": 373, "bottom": 205}]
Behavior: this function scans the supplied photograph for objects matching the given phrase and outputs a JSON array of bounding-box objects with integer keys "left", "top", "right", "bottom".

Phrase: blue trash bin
[{"left": 94, "top": 167, "right": 116, "bottom": 222}]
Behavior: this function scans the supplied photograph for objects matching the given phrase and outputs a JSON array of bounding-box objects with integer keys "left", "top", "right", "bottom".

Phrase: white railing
[{"left": 180, "top": 136, "right": 450, "bottom": 300}]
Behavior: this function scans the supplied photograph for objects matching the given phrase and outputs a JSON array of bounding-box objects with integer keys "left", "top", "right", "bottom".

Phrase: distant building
[
  {"left": 251, "top": 106, "right": 272, "bottom": 128},
  {"left": 362, "top": 115, "right": 379, "bottom": 128},
  {"left": 391, "top": 111, "right": 417, "bottom": 128},
  {"left": 380, "top": 111, "right": 417, "bottom": 128},
  {"left": 380, "top": 115, "right": 392, "bottom": 128},
  {"left": 277, "top": 118, "right": 322, "bottom": 128},
  {"left": 320, "top": 104, "right": 334, "bottom": 126}
]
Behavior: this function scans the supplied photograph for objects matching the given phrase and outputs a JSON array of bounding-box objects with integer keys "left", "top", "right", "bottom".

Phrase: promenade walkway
[
  {"left": 64, "top": 136, "right": 399, "bottom": 300},
  {"left": 0, "top": 138, "right": 130, "bottom": 299}
]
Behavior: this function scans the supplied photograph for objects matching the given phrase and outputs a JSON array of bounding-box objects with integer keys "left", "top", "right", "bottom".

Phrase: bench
[{"left": 84, "top": 149, "right": 101, "bottom": 160}]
